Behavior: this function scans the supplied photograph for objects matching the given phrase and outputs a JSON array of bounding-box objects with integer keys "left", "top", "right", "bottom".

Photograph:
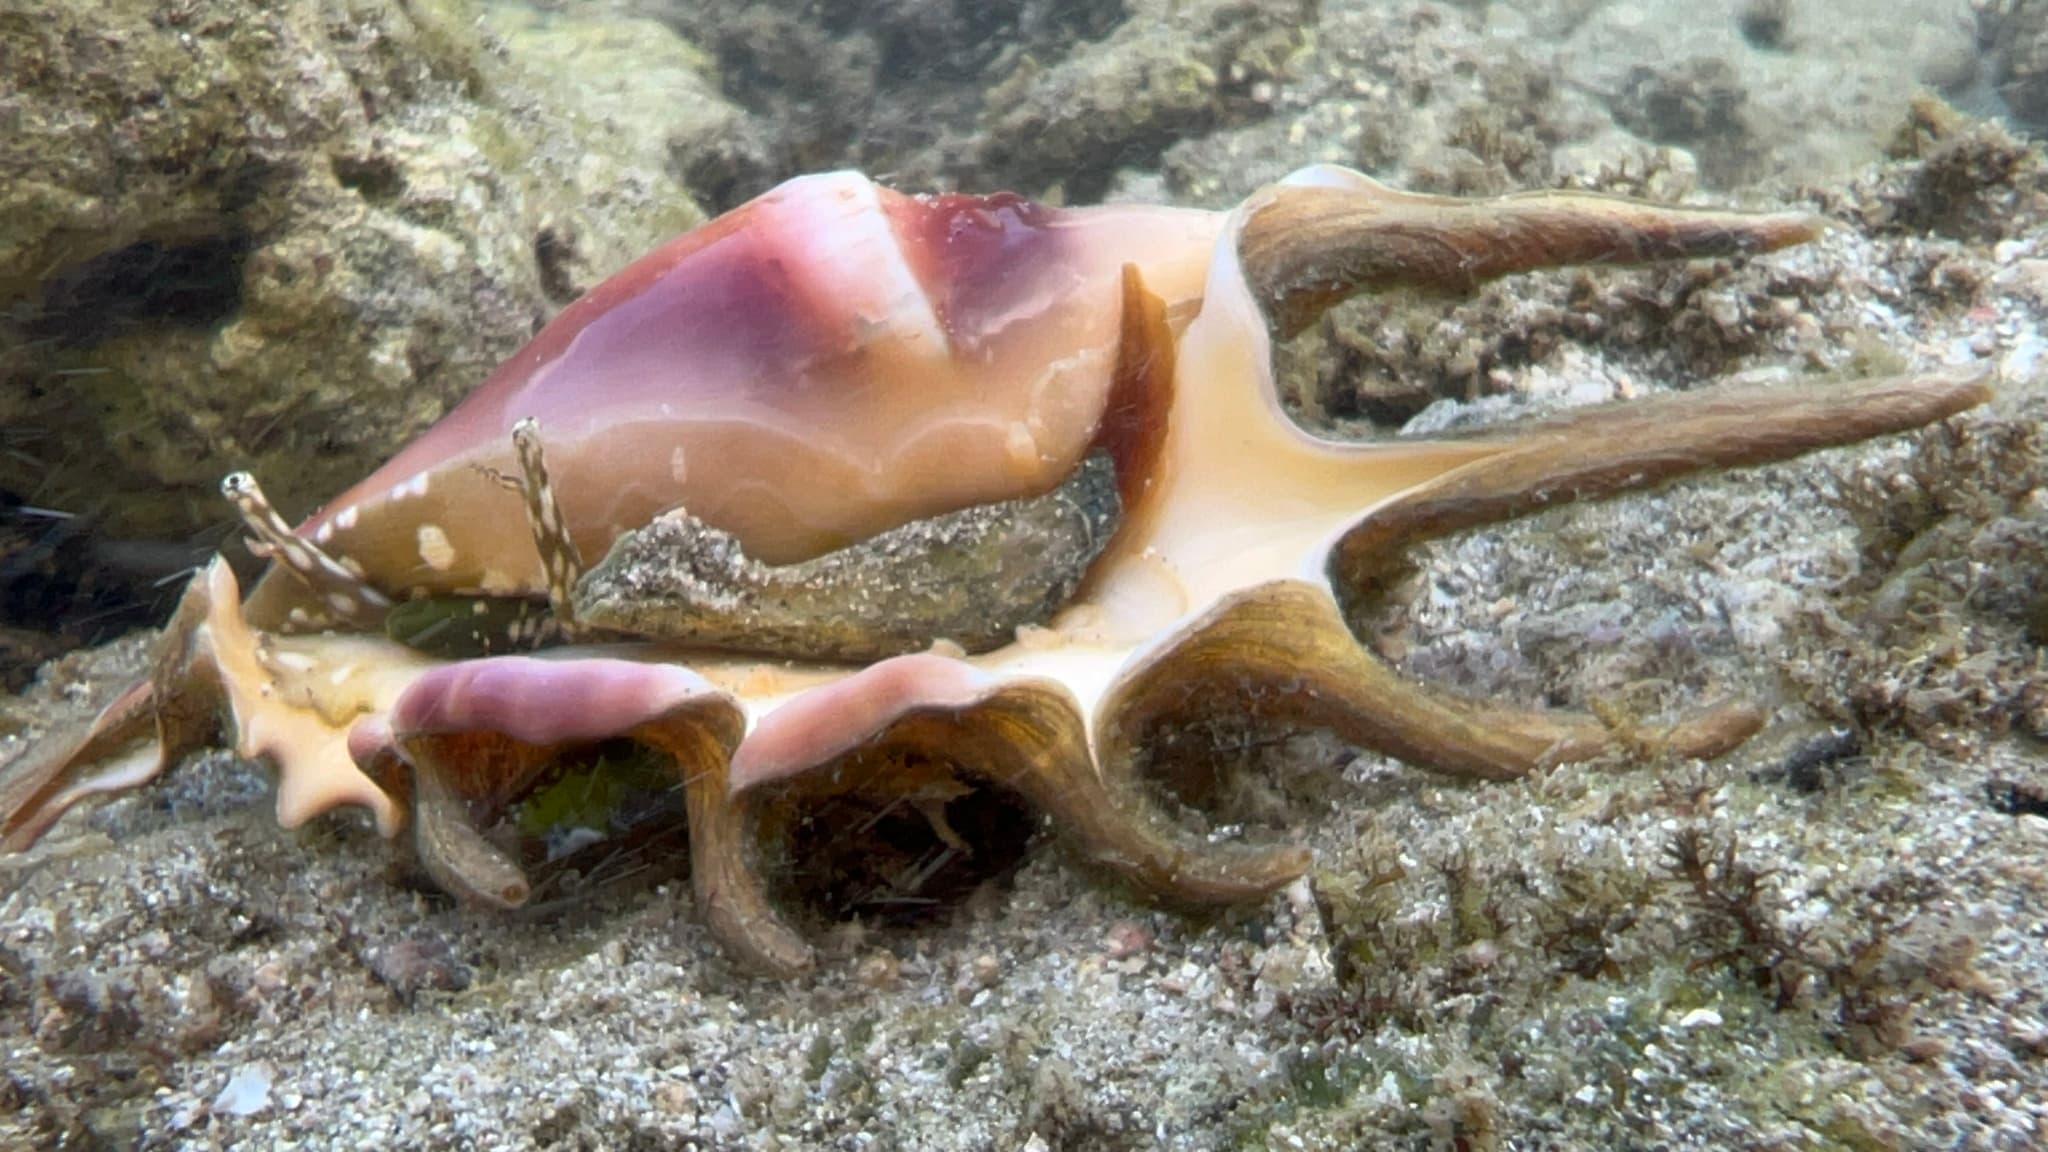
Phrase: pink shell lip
[
  {"left": 728, "top": 653, "right": 1006, "bottom": 792},
  {"left": 353, "top": 645, "right": 1315, "bottom": 971},
  {"left": 383, "top": 656, "right": 726, "bottom": 747}
]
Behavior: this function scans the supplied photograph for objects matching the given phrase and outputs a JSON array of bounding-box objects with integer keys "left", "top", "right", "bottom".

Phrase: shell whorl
[{"left": 243, "top": 175, "right": 1220, "bottom": 632}]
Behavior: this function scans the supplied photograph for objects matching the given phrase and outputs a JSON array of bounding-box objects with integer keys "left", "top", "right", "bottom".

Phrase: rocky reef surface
[
  {"left": 0, "top": 0, "right": 705, "bottom": 577},
  {"left": 3, "top": 0, "right": 2047, "bottom": 1148}
]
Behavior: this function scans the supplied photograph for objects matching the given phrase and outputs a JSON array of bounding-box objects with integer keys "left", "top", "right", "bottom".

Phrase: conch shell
[{"left": 0, "top": 167, "right": 1990, "bottom": 975}]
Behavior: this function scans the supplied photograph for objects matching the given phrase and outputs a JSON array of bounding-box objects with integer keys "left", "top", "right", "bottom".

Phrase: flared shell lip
[
  {"left": 385, "top": 655, "right": 728, "bottom": 746},
  {"left": 728, "top": 653, "right": 1005, "bottom": 791}
]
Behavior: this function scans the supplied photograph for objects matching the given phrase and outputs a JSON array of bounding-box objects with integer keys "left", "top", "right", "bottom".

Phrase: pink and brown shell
[{"left": 0, "top": 166, "right": 1990, "bottom": 975}]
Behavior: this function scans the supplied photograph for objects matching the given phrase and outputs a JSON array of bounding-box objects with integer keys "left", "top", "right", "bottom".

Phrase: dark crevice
[
  {"left": 27, "top": 233, "right": 250, "bottom": 349},
  {"left": 0, "top": 489, "right": 203, "bottom": 691},
  {"left": 769, "top": 775, "right": 1040, "bottom": 930},
  {"left": 533, "top": 226, "right": 580, "bottom": 304},
  {"left": 489, "top": 738, "right": 699, "bottom": 912},
  {"left": 331, "top": 152, "right": 405, "bottom": 201}
]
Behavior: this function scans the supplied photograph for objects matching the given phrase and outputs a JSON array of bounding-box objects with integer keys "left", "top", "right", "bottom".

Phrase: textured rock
[
  {"left": 1984, "top": 0, "right": 2048, "bottom": 127},
  {"left": 0, "top": 0, "right": 707, "bottom": 541},
  {"left": 976, "top": 0, "right": 1319, "bottom": 201}
]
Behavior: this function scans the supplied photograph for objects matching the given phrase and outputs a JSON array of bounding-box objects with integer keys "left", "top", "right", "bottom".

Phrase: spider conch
[{"left": 0, "top": 167, "right": 1990, "bottom": 975}]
